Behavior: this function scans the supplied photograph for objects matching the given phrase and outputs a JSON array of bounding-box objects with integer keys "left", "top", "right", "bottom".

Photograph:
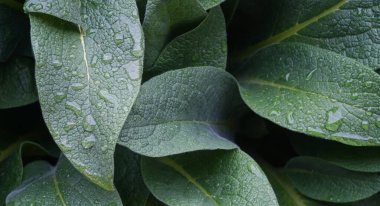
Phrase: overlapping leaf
[
  {"left": 6, "top": 155, "right": 123, "bottom": 205},
  {"left": 147, "top": 7, "right": 227, "bottom": 77},
  {"left": 25, "top": 0, "right": 144, "bottom": 189},
  {"left": 142, "top": 149, "right": 278, "bottom": 206},
  {"left": 286, "top": 156, "right": 380, "bottom": 203},
  {"left": 118, "top": 67, "right": 239, "bottom": 157},
  {"left": 238, "top": 43, "right": 380, "bottom": 146}
]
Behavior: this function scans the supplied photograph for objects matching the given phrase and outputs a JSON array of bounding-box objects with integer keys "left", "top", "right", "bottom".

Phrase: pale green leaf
[
  {"left": 118, "top": 67, "right": 239, "bottom": 157},
  {"left": 238, "top": 43, "right": 380, "bottom": 146},
  {"left": 142, "top": 149, "right": 278, "bottom": 206},
  {"left": 25, "top": 0, "right": 144, "bottom": 190},
  {"left": 197, "top": 0, "right": 225, "bottom": 10}
]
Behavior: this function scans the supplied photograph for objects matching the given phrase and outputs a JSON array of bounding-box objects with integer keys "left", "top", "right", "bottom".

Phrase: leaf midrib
[
  {"left": 242, "top": 78, "right": 373, "bottom": 119},
  {"left": 159, "top": 157, "right": 220, "bottom": 206},
  {"left": 53, "top": 172, "right": 67, "bottom": 206},
  {"left": 237, "top": 0, "right": 347, "bottom": 60}
]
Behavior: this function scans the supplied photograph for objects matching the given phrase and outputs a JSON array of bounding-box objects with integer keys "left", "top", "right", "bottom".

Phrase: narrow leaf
[
  {"left": 142, "top": 149, "right": 278, "bottom": 206},
  {"left": 118, "top": 67, "right": 239, "bottom": 157},
  {"left": 25, "top": 0, "right": 144, "bottom": 189},
  {"left": 238, "top": 43, "right": 380, "bottom": 146}
]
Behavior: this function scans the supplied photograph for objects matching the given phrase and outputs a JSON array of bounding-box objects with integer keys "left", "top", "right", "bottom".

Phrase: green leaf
[
  {"left": 118, "top": 67, "right": 239, "bottom": 157},
  {"left": 238, "top": 42, "right": 380, "bottom": 146},
  {"left": 25, "top": 0, "right": 144, "bottom": 190},
  {"left": 197, "top": 0, "right": 225, "bottom": 10},
  {"left": 0, "top": 141, "right": 55, "bottom": 205},
  {"left": 147, "top": 7, "right": 227, "bottom": 77},
  {"left": 285, "top": 156, "right": 380, "bottom": 203},
  {"left": 141, "top": 149, "right": 278, "bottom": 206},
  {"left": 145, "top": 194, "right": 167, "bottom": 206},
  {"left": 114, "top": 146, "right": 150, "bottom": 206},
  {"left": 0, "top": 56, "right": 37, "bottom": 109},
  {"left": 143, "top": 0, "right": 206, "bottom": 68},
  {"left": 260, "top": 161, "right": 322, "bottom": 206},
  {"left": 291, "top": 136, "right": 380, "bottom": 173},
  {"left": 236, "top": 0, "right": 380, "bottom": 70},
  {"left": 0, "top": 5, "right": 28, "bottom": 62},
  {"left": 6, "top": 155, "right": 123, "bottom": 206}
]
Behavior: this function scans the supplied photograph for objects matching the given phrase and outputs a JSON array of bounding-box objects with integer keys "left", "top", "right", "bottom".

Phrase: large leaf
[
  {"left": 236, "top": 0, "right": 380, "bottom": 70},
  {"left": 6, "top": 155, "right": 123, "bottom": 205},
  {"left": 143, "top": 0, "right": 206, "bottom": 68},
  {"left": 147, "top": 7, "right": 227, "bottom": 77},
  {"left": 286, "top": 156, "right": 380, "bottom": 203},
  {"left": 142, "top": 149, "right": 278, "bottom": 206},
  {"left": 25, "top": 0, "right": 143, "bottom": 189},
  {"left": 114, "top": 146, "right": 150, "bottom": 206},
  {"left": 238, "top": 43, "right": 380, "bottom": 146},
  {"left": 0, "top": 56, "right": 37, "bottom": 109},
  {"left": 118, "top": 67, "right": 239, "bottom": 157},
  {"left": 291, "top": 136, "right": 380, "bottom": 172},
  {"left": 0, "top": 5, "right": 28, "bottom": 62}
]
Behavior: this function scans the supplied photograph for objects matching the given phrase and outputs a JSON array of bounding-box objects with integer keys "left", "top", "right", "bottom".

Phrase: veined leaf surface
[{"left": 25, "top": 0, "right": 143, "bottom": 190}]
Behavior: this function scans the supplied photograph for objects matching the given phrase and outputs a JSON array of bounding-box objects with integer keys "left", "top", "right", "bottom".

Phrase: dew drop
[
  {"left": 54, "top": 92, "right": 66, "bottom": 103},
  {"left": 114, "top": 33, "right": 124, "bottom": 45},
  {"left": 351, "top": 93, "right": 359, "bottom": 100},
  {"left": 99, "top": 89, "right": 117, "bottom": 104},
  {"left": 285, "top": 73, "right": 290, "bottom": 81},
  {"left": 375, "top": 116, "right": 380, "bottom": 128},
  {"left": 63, "top": 122, "right": 76, "bottom": 132},
  {"left": 102, "top": 53, "right": 113, "bottom": 64},
  {"left": 81, "top": 134, "right": 96, "bottom": 149},
  {"left": 269, "top": 110, "right": 280, "bottom": 117},
  {"left": 365, "top": 81, "right": 373, "bottom": 88},
  {"left": 70, "top": 83, "right": 86, "bottom": 91},
  {"left": 361, "top": 120, "right": 369, "bottom": 131},
  {"left": 325, "top": 107, "right": 343, "bottom": 132},
  {"left": 83, "top": 115, "right": 96, "bottom": 132},
  {"left": 286, "top": 112, "right": 295, "bottom": 126},
  {"left": 131, "top": 49, "right": 143, "bottom": 57},
  {"left": 331, "top": 132, "right": 370, "bottom": 141},
  {"left": 52, "top": 59, "right": 62, "bottom": 68},
  {"left": 306, "top": 127, "right": 327, "bottom": 137},
  {"left": 65, "top": 101, "right": 82, "bottom": 116},
  {"left": 305, "top": 69, "right": 317, "bottom": 81}
]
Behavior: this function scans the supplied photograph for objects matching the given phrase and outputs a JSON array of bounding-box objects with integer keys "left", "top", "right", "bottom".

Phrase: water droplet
[
  {"left": 286, "top": 112, "right": 295, "bottom": 126},
  {"left": 351, "top": 93, "right": 359, "bottom": 100},
  {"left": 325, "top": 107, "right": 343, "bottom": 132},
  {"left": 285, "top": 73, "right": 290, "bottom": 81},
  {"left": 70, "top": 83, "right": 86, "bottom": 91},
  {"left": 52, "top": 60, "right": 62, "bottom": 68},
  {"left": 54, "top": 92, "right": 66, "bottom": 103},
  {"left": 65, "top": 101, "right": 82, "bottom": 116},
  {"left": 83, "top": 115, "right": 96, "bottom": 132},
  {"left": 307, "top": 127, "right": 327, "bottom": 137},
  {"left": 114, "top": 33, "right": 124, "bottom": 45},
  {"left": 81, "top": 134, "right": 96, "bottom": 149},
  {"left": 305, "top": 69, "right": 317, "bottom": 81},
  {"left": 365, "top": 81, "right": 373, "bottom": 88},
  {"left": 131, "top": 50, "right": 143, "bottom": 57},
  {"left": 376, "top": 117, "right": 380, "bottom": 128},
  {"left": 122, "top": 60, "right": 140, "bottom": 80},
  {"left": 91, "top": 56, "right": 98, "bottom": 66},
  {"left": 269, "top": 110, "right": 280, "bottom": 117},
  {"left": 248, "top": 164, "right": 263, "bottom": 178},
  {"left": 102, "top": 53, "right": 113, "bottom": 64},
  {"left": 98, "top": 89, "right": 117, "bottom": 104},
  {"left": 361, "top": 120, "right": 369, "bottom": 131},
  {"left": 63, "top": 122, "right": 75, "bottom": 132}
]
